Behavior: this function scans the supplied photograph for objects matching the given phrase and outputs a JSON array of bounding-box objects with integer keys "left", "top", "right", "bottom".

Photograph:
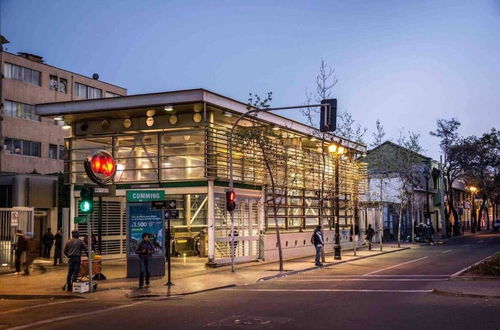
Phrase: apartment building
[{"left": 0, "top": 38, "right": 127, "bottom": 247}]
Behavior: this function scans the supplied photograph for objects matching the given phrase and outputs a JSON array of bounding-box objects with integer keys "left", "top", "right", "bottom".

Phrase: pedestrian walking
[
  {"left": 136, "top": 233, "right": 154, "bottom": 288},
  {"left": 63, "top": 230, "right": 88, "bottom": 292},
  {"left": 42, "top": 228, "right": 55, "bottom": 258},
  {"left": 53, "top": 228, "right": 63, "bottom": 266},
  {"left": 23, "top": 233, "right": 39, "bottom": 275},
  {"left": 311, "top": 225, "right": 324, "bottom": 267},
  {"left": 365, "top": 224, "right": 375, "bottom": 250},
  {"left": 14, "top": 230, "right": 27, "bottom": 274}
]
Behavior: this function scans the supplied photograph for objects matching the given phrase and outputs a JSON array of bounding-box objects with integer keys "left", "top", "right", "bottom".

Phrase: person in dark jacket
[
  {"left": 14, "top": 230, "right": 27, "bottom": 274},
  {"left": 63, "top": 230, "right": 88, "bottom": 292},
  {"left": 42, "top": 228, "right": 55, "bottom": 258},
  {"left": 53, "top": 228, "right": 63, "bottom": 266},
  {"left": 136, "top": 233, "right": 155, "bottom": 288},
  {"left": 311, "top": 225, "right": 324, "bottom": 267},
  {"left": 365, "top": 224, "right": 375, "bottom": 250}
]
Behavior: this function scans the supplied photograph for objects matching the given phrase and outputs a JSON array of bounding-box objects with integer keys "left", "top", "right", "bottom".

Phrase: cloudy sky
[{"left": 2, "top": 0, "right": 499, "bottom": 158}]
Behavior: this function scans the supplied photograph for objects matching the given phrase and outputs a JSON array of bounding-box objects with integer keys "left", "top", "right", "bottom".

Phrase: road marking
[
  {"left": 280, "top": 278, "right": 448, "bottom": 282},
  {"left": 0, "top": 300, "right": 69, "bottom": 315},
  {"left": 441, "top": 249, "right": 453, "bottom": 253},
  {"left": 363, "top": 256, "right": 429, "bottom": 275},
  {"left": 450, "top": 250, "right": 500, "bottom": 277},
  {"left": 227, "top": 289, "right": 433, "bottom": 293},
  {"left": 4, "top": 301, "right": 145, "bottom": 330},
  {"left": 297, "top": 275, "right": 449, "bottom": 278}
]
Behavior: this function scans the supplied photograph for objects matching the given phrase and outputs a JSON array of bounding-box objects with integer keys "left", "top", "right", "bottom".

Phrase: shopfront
[{"left": 37, "top": 89, "right": 367, "bottom": 265}]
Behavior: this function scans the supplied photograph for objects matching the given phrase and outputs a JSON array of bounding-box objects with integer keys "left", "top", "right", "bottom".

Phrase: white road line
[
  {"left": 280, "top": 278, "right": 447, "bottom": 282},
  {"left": 450, "top": 250, "right": 500, "bottom": 277},
  {"left": 227, "top": 289, "right": 433, "bottom": 293},
  {"left": 363, "top": 256, "right": 429, "bottom": 276},
  {"left": 441, "top": 249, "right": 453, "bottom": 253},
  {"left": 0, "top": 300, "right": 69, "bottom": 315},
  {"left": 297, "top": 275, "right": 449, "bottom": 278},
  {"left": 4, "top": 301, "right": 145, "bottom": 330}
]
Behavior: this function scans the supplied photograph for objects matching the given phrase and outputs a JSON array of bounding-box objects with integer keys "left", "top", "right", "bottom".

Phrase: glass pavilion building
[{"left": 37, "top": 89, "right": 367, "bottom": 265}]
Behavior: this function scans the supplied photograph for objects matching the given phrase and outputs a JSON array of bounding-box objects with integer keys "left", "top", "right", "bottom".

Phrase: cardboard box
[{"left": 73, "top": 281, "right": 89, "bottom": 293}]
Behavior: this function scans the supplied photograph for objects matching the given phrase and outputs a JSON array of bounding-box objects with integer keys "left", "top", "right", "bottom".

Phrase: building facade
[
  {"left": 37, "top": 89, "right": 367, "bottom": 265},
  {"left": 0, "top": 46, "right": 127, "bottom": 252}
]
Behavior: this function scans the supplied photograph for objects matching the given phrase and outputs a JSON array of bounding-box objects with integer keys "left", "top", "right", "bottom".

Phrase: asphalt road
[{"left": 2, "top": 232, "right": 499, "bottom": 330}]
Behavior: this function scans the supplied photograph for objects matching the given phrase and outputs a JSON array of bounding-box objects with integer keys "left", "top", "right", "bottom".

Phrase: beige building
[{"left": 0, "top": 39, "right": 126, "bottom": 248}]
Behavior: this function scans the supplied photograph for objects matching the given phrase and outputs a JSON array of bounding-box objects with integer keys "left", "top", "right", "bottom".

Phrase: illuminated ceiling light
[
  {"left": 223, "top": 112, "right": 232, "bottom": 117},
  {"left": 272, "top": 126, "right": 280, "bottom": 131},
  {"left": 309, "top": 137, "right": 317, "bottom": 142},
  {"left": 146, "top": 109, "right": 156, "bottom": 117},
  {"left": 184, "top": 135, "right": 191, "bottom": 141},
  {"left": 54, "top": 116, "right": 63, "bottom": 121},
  {"left": 338, "top": 146, "right": 346, "bottom": 154},
  {"left": 328, "top": 143, "right": 337, "bottom": 153},
  {"left": 193, "top": 113, "right": 202, "bottom": 123},
  {"left": 62, "top": 122, "right": 71, "bottom": 130},
  {"left": 164, "top": 105, "right": 174, "bottom": 112}
]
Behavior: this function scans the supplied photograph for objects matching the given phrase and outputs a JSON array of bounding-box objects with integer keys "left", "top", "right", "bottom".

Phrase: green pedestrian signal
[{"left": 79, "top": 187, "right": 94, "bottom": 213}]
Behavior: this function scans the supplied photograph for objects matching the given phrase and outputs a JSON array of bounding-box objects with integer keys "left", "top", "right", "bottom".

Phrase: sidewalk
[{"left": 0, "top": 246, "right": 405, "bottom": 300}]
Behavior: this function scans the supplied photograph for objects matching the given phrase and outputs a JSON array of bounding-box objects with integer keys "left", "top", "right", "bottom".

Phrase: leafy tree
[{"left": 430, "top": 118, "right": 461, "bottom": 236}]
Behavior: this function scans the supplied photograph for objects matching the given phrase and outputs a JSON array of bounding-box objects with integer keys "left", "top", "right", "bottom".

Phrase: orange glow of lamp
[{"left": 84, "top": 150, "right": 116, "bottom": 185}]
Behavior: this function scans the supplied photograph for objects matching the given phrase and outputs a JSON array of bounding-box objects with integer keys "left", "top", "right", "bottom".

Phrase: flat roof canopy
[{"left": 36, "top": 88, "right": 366, "bottom": 152}]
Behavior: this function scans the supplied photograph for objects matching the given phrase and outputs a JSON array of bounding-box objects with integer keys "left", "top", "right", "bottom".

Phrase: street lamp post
[{"left": 334, "top": 152, "right": 341, "bottom": 260}]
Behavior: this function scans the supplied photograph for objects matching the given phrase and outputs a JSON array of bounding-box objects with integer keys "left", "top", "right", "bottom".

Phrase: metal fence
[{"left": 0, "top": 208, "right": 34, "bottom": 270}]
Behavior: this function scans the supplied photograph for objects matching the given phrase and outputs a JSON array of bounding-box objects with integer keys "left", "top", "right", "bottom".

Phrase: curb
[
  {"left": 127, "top": 284, "right": 237, "bottom": 299},
  {"left": 450, "top": 250, "right": 500, "bottom": 278},
  {"left": 432, "top": 288, "right": 500, "bottom": 300},
  {"left": 257, "top": 247, "right": 410, "bottom": 282},
  {"left": 0, "top": 294, "right": 85, "bottom": 300}
]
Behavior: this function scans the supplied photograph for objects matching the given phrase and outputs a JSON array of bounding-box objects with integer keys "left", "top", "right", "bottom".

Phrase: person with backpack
[
  {"left": 136, "top": 233, "right": 155, "bottom": 288},
  {"left": 311, "top": 225, "right": 325, "bottom": 267},
  {"left": 365, "top": 224, "right": 375, "bottom": 250}
]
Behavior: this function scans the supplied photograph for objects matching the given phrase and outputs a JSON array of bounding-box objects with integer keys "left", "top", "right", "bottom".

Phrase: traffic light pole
[
  {"left": 165, "top": 207, "right": 174, "bottom": 286},
  {"left": 87, "top": 213, "right": 93, "bottom": 293}
]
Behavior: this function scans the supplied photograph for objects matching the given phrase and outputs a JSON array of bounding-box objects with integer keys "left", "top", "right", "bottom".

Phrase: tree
[
  {"left": 371, "top": 119, "right": 386, "bottom": 148},
  {"left": 430, "top": 118, "right": 461, "bottom": 236},
  {"left": 236, "top": 92, "right": 296, "bottom": 271},
  {"left": 453, "top": 128, "right": 500, "bottom": 231},
  {"left": 337, "top": 112, "right": 367, "bottom": 144}
]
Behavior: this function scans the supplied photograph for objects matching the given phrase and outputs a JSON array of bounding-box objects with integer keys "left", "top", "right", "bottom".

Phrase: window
[
  {"left": 59, "top": 78, "right": 67, "bottom": 93},
  {"left": 74, "top": 82, "right": 102, "bottom": 99},
  {"left": 105, "top": 91, "right": 120, "bottom": 98},
  {"left": 4, "top": 100, "right": 39, "bottom": 121},
  {"left": 58, "top": 145, "right": 65, "bottom": 160},
  {"left": 4, "top": 62, "right": 41, "bottom": 86},
  {"left": 49, "top": 144, "right": 58, "bottom": 159},
  {"left": 4, "top": 138, "right": 41, "bottom": 157},
  {"left": 49, "top": 75, "right": 58, "bottom": 90}
]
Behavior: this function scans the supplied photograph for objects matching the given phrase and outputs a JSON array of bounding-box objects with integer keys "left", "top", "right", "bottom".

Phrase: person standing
[
  {"left": 42, "top": 228, "right": 55, "bottom": 259},
  {"left": 365, "top": 224, "right": 375, "bottom": 250},
  {"left": 53, "top": 228, "right": 63, "bottom": 266},
  {"left": 311, "top": 225, "right": 324, "bottom": 267},
  {"left": 23, "top": 233, "right": 39, "bottom": 275},
  {"left": 14, "top": 230, "right": 27, "bottom": 274},
  {"left": 136, "top": 233, "right": 154, "bottom": 288},
  {"left": 63, "top": 230, "right": 87, "bottom": 292}
]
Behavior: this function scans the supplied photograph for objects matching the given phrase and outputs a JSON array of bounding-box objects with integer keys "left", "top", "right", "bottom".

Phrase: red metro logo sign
[{"left": 84, "top": 150, "right": 116, "bottom": 185}]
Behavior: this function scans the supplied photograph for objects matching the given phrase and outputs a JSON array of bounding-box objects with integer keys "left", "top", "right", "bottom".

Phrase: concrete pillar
[{"left": 207, "top": 180, "right": 215, "bottom": 263}]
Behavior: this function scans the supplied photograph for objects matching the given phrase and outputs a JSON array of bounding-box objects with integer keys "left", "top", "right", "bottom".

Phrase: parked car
[{"left": 493, "top": 219, "right": 500, "bottom": 232}]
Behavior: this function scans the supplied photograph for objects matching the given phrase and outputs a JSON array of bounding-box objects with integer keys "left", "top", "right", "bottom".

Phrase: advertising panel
[{"left": 127, "top": 203, "right": 164, "bottom": 256}]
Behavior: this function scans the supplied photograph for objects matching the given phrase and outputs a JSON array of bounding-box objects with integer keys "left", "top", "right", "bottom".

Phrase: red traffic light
[
  {"left": 226, "top": 190, "right": 236, "bottom": 212},
  {"left": 84, "top": 150, "right": 116, "bottom": 184}
]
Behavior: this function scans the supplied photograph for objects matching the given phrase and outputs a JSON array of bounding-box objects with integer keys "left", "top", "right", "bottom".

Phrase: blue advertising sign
[{"left": 127, "top": 203, "right": 165, "bottom": 256}]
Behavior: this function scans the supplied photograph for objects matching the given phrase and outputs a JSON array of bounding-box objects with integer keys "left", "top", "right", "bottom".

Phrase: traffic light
[
  {"left": 320, "top": 98, "right": 337, "bottom": 132},
  {"left": 226, "top": 190, "right": 236, "bottom": 212},
  {"left": 79, "top": 187, "right": 94, "bottom": 213}
]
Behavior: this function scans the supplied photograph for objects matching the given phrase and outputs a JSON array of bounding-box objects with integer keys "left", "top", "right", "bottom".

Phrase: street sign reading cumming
[{"left": 127, "top": 190, "right": 165, "bottom": 202}]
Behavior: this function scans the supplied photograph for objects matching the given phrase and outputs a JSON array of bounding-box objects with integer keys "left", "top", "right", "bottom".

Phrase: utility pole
[
  {"left": 334, "top": 154, "right": 341, "bottom": 260},
  {"left": 378, "top": 177, "right": 383, "bottom": 251}
]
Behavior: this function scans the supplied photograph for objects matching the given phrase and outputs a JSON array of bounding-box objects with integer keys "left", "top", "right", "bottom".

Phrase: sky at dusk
[{"left": 1, "top": 0, "right": 499, "bottom": 159}]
